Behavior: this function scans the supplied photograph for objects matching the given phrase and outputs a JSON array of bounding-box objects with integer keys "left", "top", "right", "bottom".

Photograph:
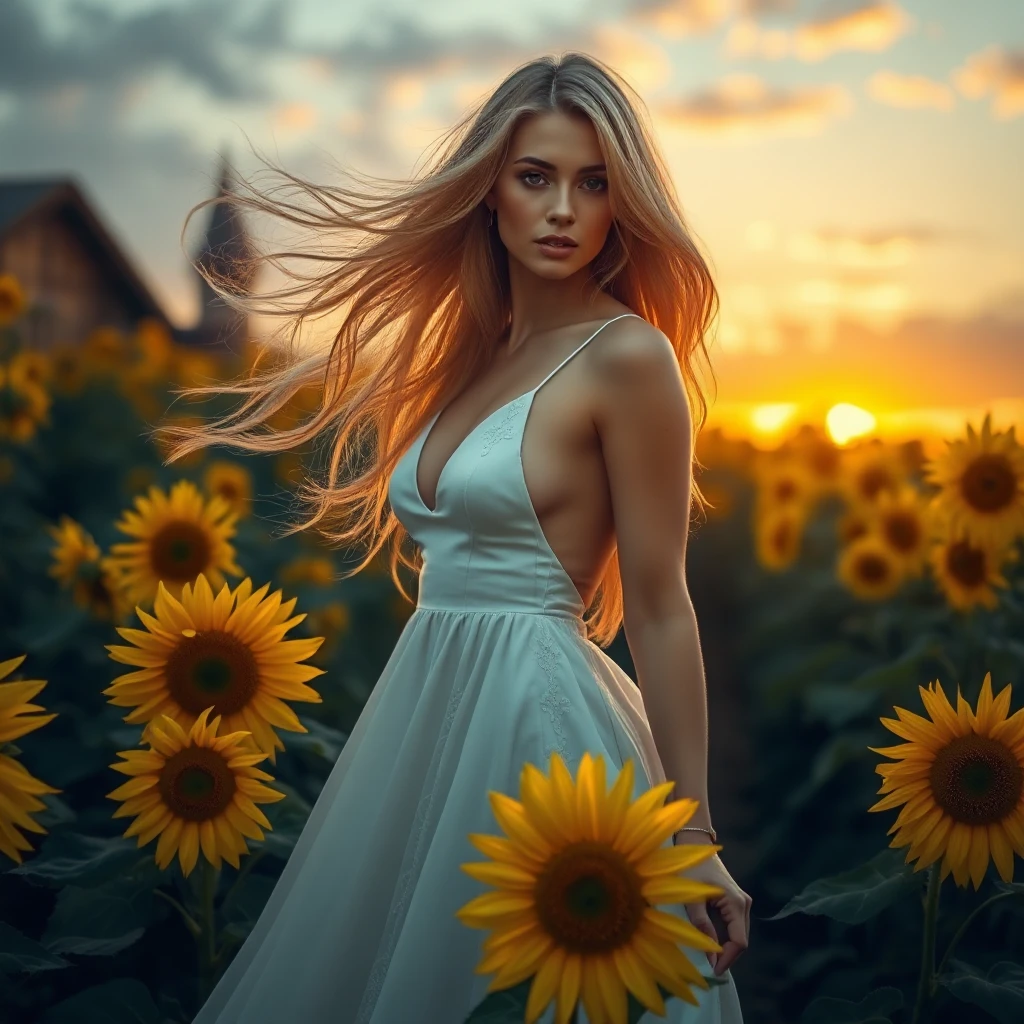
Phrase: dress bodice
[{"left": 387, "top": 313, "right": 642, "bottom": 621}]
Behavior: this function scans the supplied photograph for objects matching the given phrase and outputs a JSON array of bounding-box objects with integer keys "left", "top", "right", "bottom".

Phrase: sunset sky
[{"left": 1, "top": 0, "right": 1021, "bottom": 440}]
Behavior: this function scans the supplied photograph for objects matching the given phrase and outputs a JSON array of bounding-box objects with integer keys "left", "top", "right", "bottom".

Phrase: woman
[{"left": 177, "top": 52, "right": 748, "bottom": 1024}]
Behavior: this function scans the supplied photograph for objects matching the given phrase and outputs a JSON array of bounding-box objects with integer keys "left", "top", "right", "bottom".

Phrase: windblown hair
[{"left": 160, "top": 51, "right": 719, "bottom": 648}]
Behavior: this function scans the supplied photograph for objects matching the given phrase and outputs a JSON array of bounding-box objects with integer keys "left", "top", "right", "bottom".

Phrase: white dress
[{"left": 192, "top": 313, "right": 744, "bottom": 1022}]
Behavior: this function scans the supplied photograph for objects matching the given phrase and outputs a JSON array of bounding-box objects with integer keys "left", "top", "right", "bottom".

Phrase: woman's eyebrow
[{"left": 512, "top": 156, "right": 607, "bottom": 174}]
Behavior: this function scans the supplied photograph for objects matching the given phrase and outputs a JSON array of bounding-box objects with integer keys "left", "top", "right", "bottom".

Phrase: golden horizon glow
[
  {"left": 826, "top": 403, "right": 878, "bottom": 445},
  {"left": 749, "top": 402, "right": 799, "bottom": 436}
]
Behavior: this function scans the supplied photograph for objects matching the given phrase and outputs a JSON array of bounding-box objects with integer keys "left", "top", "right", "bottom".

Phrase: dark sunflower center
[
  {"left": 149, "top": 521, "right": 212, "bottom": 582},
  {"left": 771, "top": 519, "right": 794, "bottom": 555},
  {"left": 165, "top": 630, "right": 260, "bottom": 716},
  {"left": 808, "top": 442, "right": 839, "bottom": 478},
  {"left": 929, "top": 734, "right": 1023, "bottom": 825},
  {"left": 842, "top": 518, "right": 869, "bottom": 544},
  {"left": 158, "top": 745, "right": 237, "bottom": 821},
  {"left": 883, "top": 512, "right": 921, "bottom": 553},
  {"left": 859, "top": 466, "right": 896, "bottom": 501},
  {"left": 946, "top": 540, "right": 985, "bottom": 587},
  {"left": 960, "top": 454, "right": 1016, "bottom": 513},
  {"left": 855, "top": 552, "right": 891, "bottom": 584},
  {"left": 533, "top": 841, "right": 646, "bottom": 954},
  {"left": 774, "top": 479, "right": 798, "bottom": 503},
  {"left": 218, "top": 482, "right": 239, "bottom": 500}
]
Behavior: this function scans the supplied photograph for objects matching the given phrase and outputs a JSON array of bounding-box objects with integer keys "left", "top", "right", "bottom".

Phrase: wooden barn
[{"left": 0, "top": 153, "right": 255, "bottom": 352}]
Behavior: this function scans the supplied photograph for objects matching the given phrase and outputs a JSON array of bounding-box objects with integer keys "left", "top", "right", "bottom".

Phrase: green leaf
[
  {"left": 800, "top": 986, "right": 903, "bottom": 1023},
  {"left": 41, "top": 869, "right": 165, "bottom": 956},
  {"left": 0, "top": 922, "right": 70, "bottom": 975},
  {"left": 767, "top": 849, "right": 924, "bottom": 924},
  {"left": 802, "top": 682, "right": 878, "bottom": 729},
  {"left": 9, "top": 832, "right": 151, "bottom": 887},
  {"left": 221, "top": 873, "right": 276, "bottom": 931},
  {"left": 937, "top": 959, "right": 1024, "bottom": 1024},
  {"left": 848, "top": 635, "right": 945, "bottom": 692},
  {"left": 41, "top": 977, "right": 161, "bottom": 1024},
  {"left": 784, "top": 729, "right": 878, "bottom": 811},
  {"left": 287, "top": 715, "right": 349, "bottom": 761},
  {"left": 463, "top": 979, "right": 532, "bottom": 1022}
]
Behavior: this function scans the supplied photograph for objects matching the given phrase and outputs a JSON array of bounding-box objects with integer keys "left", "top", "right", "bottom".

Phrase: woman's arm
[{"left": 590, "top": 320, "right": 713, "bottom": 836}]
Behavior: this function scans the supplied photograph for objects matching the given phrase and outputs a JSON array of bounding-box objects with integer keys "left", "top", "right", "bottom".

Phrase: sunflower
[
  {"left": 927, "top": 528, "right": 1011, "bottom": 612},
  {"left": 0, "top": 274, "right": 27, "bottom": 327},
  {"left": 791, "top": 428, "right": 844, "bottom": 498},
  {"left": 837, "top": 534, "right": 906, "bottom": 601},
  {"left": 836, "top": 506, "right": 871, "bottom": 546},
  {"left": 49, "top": 346, "right": 85, "bottom": 395},
  {"left": 753, "top": 453, "right": 816, "bottom": 517},
  {"left": 302, "top": 600, "right": 350, "bottom": 660},
  {"left": 203, "top": 460, "right": 253, "bottom": 520},
  {"left": 868, "top": 673, "right": 1024, "bottom": 889},
  {"left": 82, "top": 326, "right": 127, "bottom": 377},
  {"left": 279, "top": 556, "right": 337, "bottom": 587},
  {"left": 48, "top": 516, "right": 102, "bottom": 587},
  {"left": 923, "top": 413, "right": 1024, "bottom": 551},
  {"left": 104, "top": 573, "right": 324, "bottom": 763},
  {"left": 172, "top": 348, "right": 223, "bottom": 389},
  {"left": 0, "top": 655, "right": 61, "bottom": 864},
  {"left": 102, "top": 480, "right": 243, "bottom": 606},
  {"left": 840, "top": 441, "right": 906, "bottom": 506},
  {"left": 107, "top": 706, "right": 286, "bottom": 876},
  {"left": 47, "top": 516, "right": 133, "bottom": 620},
  {"left": 0, "top": 363, "right": 50, "bottom": 442},
  {"left": 867, "top": 484, "right": 931, "bottom": 577},
  {"left": 132, "top": 318, "right": 174, "bottom": 380},
  {"left": 7, "top": 351, "right": 51, "bottom": 390},
  {"left": 753, "top": 506, "right": 804, "bottom": 571},
  {"left": 456, "top": 753, "right": 725, "bottom": 1024}
]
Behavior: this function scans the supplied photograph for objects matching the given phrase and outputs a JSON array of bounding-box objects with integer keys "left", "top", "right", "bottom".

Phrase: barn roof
[{"left": 0, "top": 175, "right": 169, "bottom": 322}]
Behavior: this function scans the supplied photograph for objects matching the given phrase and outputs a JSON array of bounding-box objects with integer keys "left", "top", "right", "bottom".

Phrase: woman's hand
[{"left": 674, "top": 837, "right": 751, "bottom": 977}]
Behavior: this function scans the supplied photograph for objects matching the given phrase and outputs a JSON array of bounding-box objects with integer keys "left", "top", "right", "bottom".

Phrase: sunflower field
[
  {"left": 0, "top": 274, "right": 411, "bottom": 1023},
  {"left": 1, "top": 264, "right": 1023, "bottom": 1024}
]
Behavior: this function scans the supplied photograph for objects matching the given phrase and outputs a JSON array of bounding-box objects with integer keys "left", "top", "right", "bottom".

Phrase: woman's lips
[{"left": 535, "top": 241, "right": 577, "bottom": 258}]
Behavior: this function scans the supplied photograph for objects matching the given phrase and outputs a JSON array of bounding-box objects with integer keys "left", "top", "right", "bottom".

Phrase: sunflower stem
[
  {"left": 154, "top": 888, "right": 201, "bottom": 938},
  {"left": 222, "top": 847, "right": 265, "bottom": 909},
  {"left": 910, "top": 862, "right": 941, "bottom": 1024},
  {"left": 935, "top": 890, "right": 1024, "bottom": 979},
  {"left": 197, "top": 857, "right": 220, "bottom": 1005}
]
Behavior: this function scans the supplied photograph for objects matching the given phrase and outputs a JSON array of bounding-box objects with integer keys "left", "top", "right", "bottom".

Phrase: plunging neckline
[
  {"left": 413, "top": 388, "right": 536, "bottom": 514},
  {"left": 412, "top": 312, "right": 642, "bottom": 516}
]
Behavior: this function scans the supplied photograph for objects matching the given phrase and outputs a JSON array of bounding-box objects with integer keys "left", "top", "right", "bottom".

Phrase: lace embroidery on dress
[
  {"left": 533, "top": 617, "right": 578, "bottom": 775},
  {"left": 478, "top": 394, "right": 530, "bottom": 456},
  {"left": 354, "top": 667, "right": 469, "bottom": 1023}
]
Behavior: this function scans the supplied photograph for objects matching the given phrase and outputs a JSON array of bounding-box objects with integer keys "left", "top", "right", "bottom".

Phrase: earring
[{"left": 488, "top": 208, "right": 495, "bottom": 228}]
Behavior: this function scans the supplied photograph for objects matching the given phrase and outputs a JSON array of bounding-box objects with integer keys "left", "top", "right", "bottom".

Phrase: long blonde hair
[{"left": 159, "top": 51, "right": 719, "bottom": 648}]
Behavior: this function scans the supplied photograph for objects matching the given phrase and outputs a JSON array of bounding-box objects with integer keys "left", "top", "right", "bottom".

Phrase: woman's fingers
[{"left": 710, "top": 889, "right": 752, "bottom": 975}]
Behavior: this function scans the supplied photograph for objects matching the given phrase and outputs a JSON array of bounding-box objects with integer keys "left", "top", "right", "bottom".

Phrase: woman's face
[{"left": 485, "top": 110, "right": 614, "bottom": 277}]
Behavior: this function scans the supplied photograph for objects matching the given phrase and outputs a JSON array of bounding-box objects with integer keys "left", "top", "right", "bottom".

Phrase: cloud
[
  {"left": 726, "top": 1, "right": 913, "bottom": 62},
  {"left": 0, "top": 0, "right": 291, "bottom": 103},
  {"left": 952, "top": 45, "right": 1024, "bottom": 120},
  {"left": 786, "top": 225, "right": 974, "bottom": 268},
  {"left": 711, "top": 299, "right": 1024, "bottom": 406},
  {"left": 794, "top": 1, "right": 913, "bottom": 61},
  {"left": 865, "top": 70, "right": 955, "bottom": 111},
  {"left": 622, "top": 0, "right": 730, "bottom": 38},
  {"left": 659, "top": 74, "right": 852, "bottom": 137}
]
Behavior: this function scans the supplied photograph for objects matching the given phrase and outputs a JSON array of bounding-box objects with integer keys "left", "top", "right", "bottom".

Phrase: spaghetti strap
[{"left": 533, "top": 312, "right": 643, "bottom": 393}]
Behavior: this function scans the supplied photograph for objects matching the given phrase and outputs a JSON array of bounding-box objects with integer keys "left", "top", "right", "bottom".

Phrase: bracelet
[{"left": 673, "top": 825, "right": 717, "bottom": 843}]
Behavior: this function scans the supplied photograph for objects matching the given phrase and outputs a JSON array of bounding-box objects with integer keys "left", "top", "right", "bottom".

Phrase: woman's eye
[{"left": 520, "top": 172, "right": 608, "bottom": 191}]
